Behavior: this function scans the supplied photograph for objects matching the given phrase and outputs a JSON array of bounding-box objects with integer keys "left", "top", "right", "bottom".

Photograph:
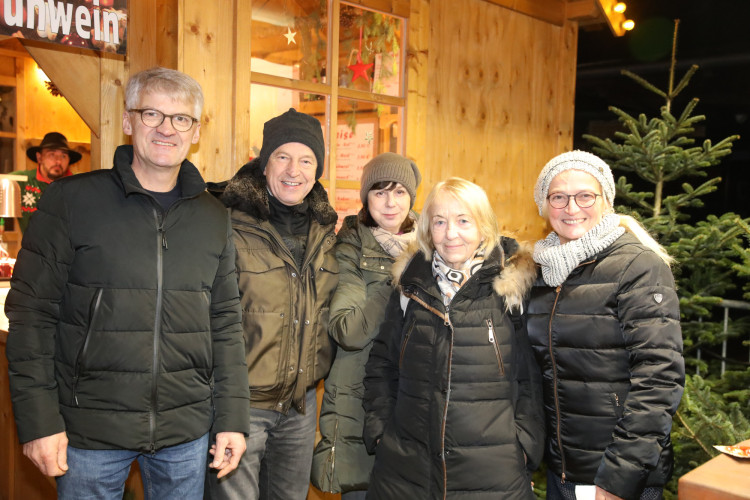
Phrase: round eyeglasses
[
  {"left": 129, "top": 108, "right": 199, "bottom": 132},
  {"left": 547, "top": 192, "right": 602, "bottom": 209}
]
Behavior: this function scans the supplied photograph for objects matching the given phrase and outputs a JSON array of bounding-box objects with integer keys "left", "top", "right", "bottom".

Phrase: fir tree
[{"left": 582, "top": 20, "right": 750, "bottom": 499}]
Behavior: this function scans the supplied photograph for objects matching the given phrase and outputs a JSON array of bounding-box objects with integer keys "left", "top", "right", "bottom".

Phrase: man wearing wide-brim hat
[{"left": 10, "top": 131, "right": 80, "bottom": 232}]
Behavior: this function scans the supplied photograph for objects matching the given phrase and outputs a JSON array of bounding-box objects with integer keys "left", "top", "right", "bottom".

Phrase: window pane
[
  {"left": 335, "top": 99, "right": 402, "bottom": 182},
  {"left": 251, "top": 0, "right": 329, "bottom": 84},
  {"left": 249, "top": 84, "right": 328, "bottom": 176},
  {"left": 338, "top": 4, "right": 403, "bottom": 97}
]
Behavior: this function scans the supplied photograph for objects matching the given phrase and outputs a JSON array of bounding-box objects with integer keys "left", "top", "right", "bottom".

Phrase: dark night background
[{"left": 574, "top": 0, "right": 750, "bottom": 220}]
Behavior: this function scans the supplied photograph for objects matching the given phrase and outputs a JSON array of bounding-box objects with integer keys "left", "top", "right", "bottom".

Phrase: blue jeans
[
  {"left": 206, "top": 388, "right": 317, "bottom": 500},
  {"left": 56, "top": 433, "right": 208, "bottom": 500}
]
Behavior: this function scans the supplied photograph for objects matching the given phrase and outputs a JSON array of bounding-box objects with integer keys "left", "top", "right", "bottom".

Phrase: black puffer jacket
[
  {"left": 527, "top": 233, "right": 684, "bottom": 500},
  {"left": 363, "top": 238, "right": 544, "bottom": 500},
  {"left": 5, "top": 145, "right": 250, "bottom": 451}
]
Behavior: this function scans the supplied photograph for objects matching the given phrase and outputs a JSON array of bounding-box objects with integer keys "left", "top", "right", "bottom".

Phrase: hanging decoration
[
  {"left": 347, "top": 26, "right": 373, "bottom": 83},
  {"left": 284, "top": 26, "right": 297, "bottom": 45}
]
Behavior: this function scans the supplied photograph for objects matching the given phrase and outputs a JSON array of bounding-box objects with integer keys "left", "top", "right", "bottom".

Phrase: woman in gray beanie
[
  {"left": 311, "top": 152, "right": 421, "bottom": 499},
  {"left": 526, "top": 150, "right": 685, "bottom": 500}
]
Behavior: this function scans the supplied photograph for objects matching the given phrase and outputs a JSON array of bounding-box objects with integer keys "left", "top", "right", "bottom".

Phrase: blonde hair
[{"left": 417, "top": 177, "right": 500, "bottom": 259}]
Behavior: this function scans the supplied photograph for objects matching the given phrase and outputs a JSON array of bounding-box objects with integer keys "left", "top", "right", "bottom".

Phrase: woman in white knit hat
[
  {"left": 311, "top": 152, "right": 421, "bottom": 499},
  {"left": 526, "top": 150, "right": 685, "bottom": 500}
]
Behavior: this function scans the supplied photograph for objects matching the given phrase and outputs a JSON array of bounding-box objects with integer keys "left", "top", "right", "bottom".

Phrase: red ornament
[
  {"left": 347, "top": 27, "right": 373, "bottom": 83},
  {"left": 348, "top": 56, "right": 373, "bottom": 83}
]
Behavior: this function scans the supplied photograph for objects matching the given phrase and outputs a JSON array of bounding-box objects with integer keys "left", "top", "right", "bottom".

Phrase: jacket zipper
[
  {"left": 549, "top": 285, "right": 566, "bottom": 482},
  {"left": 72, "top": 288, "right": 104, "bottom": 406},
  {"left": 150, "top": 207, "right": 166, "bottom": 454},
  {"left": 486, "top": 318, "right": 505, "bottom": 376},
  {"left": 320, "top": 418, "right": 339, "bottom": 492},
  {"left": 440, "top": 306, "right": 453, "bottom": 500}
]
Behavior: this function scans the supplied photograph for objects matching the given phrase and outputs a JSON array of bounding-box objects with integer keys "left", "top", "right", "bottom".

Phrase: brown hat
[
  {"left": 26, "top": 132, "right": 82, "bottom": 164},
  {"left": 360, "top": 152, "right": 422, "bottom": 209}
]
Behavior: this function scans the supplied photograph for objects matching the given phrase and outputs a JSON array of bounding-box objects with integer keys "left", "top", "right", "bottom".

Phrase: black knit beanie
[
  {"left": 258, "top": 108, "right": 326, "bottom": 179},
  {"left": 360, "top": 152, "right": 422, "bottom": 209}
]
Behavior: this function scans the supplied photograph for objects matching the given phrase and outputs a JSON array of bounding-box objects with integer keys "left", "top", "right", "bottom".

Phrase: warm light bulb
[
  {"left": 614, "top": 2, "right": 627, "bottom": 14},
  {"left": 622, "top": 19, "right": 635, "bottom": 31},
  {"left": 36, "top": 65, "right": 50, "bottom": 83}
]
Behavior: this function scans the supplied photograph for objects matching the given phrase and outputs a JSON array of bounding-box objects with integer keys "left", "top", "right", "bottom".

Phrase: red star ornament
[{"left": 348, "top": 54, "right": 373, "bottom": 83}]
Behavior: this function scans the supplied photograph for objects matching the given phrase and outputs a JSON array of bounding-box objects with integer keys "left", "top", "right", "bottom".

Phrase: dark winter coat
[
  {"left": 363, "top": 238, "right": 544, "bottom": 500},
  {"left": 5, "top": 145, "right": 250, "bottom": 451},
  {"left": 311, "top": 214, "right": 405, "bottom": 493},
  {"left": 526, "top": 232, "right": 685, "bottom": 500},
  {"left": 219, "top": 159, "right": 339, "bottom": 414}
]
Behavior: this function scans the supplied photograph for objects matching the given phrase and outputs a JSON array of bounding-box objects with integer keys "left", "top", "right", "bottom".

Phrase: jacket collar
[
  {"left": 112, "top": 145, "right": 207, "bottom": 198},
  {"left": 219, "top": 157, "right": 337, "bottom": 226},
  {"left": 393, "top": 237, "right": 536, "bottom": 312}
]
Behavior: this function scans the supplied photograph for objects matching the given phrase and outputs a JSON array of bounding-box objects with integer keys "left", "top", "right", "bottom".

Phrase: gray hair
[{"left": 125, "top": 67, "right": 204, "bottom": 118}]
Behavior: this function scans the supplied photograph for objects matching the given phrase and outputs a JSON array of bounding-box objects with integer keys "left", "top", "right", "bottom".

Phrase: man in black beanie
[{"left": 207, "top": 108, "right": 339, "bottom": 500}]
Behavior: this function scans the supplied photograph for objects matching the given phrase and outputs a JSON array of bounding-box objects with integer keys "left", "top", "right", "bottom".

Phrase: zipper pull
[
  {"left": 162, "top": 232, "right": 168, "bottom": 249},
  {"left": 487, "top": 319, "right": 494, "bottom": 343}
]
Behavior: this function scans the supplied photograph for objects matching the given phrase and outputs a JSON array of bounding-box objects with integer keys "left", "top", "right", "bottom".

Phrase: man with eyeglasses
[
  {"left": 11, "top": 132, "right": 80, "bottom": 232},
  {"left": 5, "top": 67, "right": 250, "bottom": 499}
]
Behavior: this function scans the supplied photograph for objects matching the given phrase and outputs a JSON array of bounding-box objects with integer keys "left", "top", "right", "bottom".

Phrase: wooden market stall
[{"left": 0, "top": 1, "right": 627, "bottom": 499}]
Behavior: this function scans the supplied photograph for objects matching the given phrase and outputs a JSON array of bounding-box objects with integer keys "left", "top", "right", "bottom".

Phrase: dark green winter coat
[
  {"left": 363, "top": 238, "right": 544, "bottom": 499},
  {"left": 5, "top": 145, "right": 250, "bottom": 451},
  {"left": 219, "top": 159, "right": 339, "bottom": 415},
  {"left": 311, "top": 214, "right": 407, "bottom": 493}
]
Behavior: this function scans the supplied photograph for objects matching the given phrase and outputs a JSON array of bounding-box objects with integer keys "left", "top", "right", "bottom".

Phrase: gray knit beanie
[
  {"left": 360, "top": 152, "right": 422, "bottom": 209},
  {"left": 534, "top": 150, "right": 616, "bottom": 215},
  {"left": 258, "top": 108, "right": 326, "bottom": 179}
]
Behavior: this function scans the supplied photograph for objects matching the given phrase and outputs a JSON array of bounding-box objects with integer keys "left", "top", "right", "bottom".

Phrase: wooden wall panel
[
  {"left": 424, "top": 0, "right": 577, "bottom": 242},
  {"left": 179, "top": 0, "right": 252, "bottom": 183}
]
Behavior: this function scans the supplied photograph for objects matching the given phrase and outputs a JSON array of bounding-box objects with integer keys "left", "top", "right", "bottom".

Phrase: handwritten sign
[{"left": 336, "top": 119, "right": 377, "bottom": 181}]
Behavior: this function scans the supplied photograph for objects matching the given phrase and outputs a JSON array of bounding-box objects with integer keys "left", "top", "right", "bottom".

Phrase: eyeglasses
[
  {"left": 547, "top": 192, "right": 602, "bottom": 209},
  {"left": 129, "top": 108, "right": 199, "bottom": 132}
]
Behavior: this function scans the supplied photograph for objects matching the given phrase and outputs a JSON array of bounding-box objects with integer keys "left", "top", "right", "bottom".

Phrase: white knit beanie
[{"left": 534, "top": 150, "right": 616, "bottom": 215}]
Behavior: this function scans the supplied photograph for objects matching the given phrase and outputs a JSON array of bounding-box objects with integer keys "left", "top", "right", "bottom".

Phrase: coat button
[
  {"left": 380, "top": 265, "right": 385, "bottom": 270},
  {"left": 305, "top": 320, "right": 310, "bottom": 325},
  {"left": 292, "top": 272, "right": 297, "bottom": 278},
  {"left": 298, "top": 368, "right": 304, "bottom": 373},
  {"left": 289, "top": 366, "right": 295, "bottom": 372}
]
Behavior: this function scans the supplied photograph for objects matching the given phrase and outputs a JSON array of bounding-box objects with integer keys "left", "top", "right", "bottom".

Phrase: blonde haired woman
[
  {"left": 527, "top": 150, "right": 685, "bottom": 500},
  {"left": 363, "top": 177, "right": 544, "bottom": 499}
]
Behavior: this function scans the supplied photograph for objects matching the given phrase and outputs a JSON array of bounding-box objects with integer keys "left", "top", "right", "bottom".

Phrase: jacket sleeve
[
  {"left": 209, "top": 212, "right": 250, "bottom": 435},
  {"left": 5, "top": 183, "right": 73, "bottom": 443},
  {"left": 594, "top": 250, "right": 685, "bottom": 499},
  {"left": 512, "top": 313, "right": 546, "bottom": 471},
  {"left": 362, "top": 289, "right": 404, "bottom": 453},
  {"left": 328, "top": 237, "right": 393, "bottom": 351}
]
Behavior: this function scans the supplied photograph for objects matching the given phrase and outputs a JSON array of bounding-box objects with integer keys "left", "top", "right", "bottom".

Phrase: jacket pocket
[
  {"left": 487, "top": 318, "right": 505, "bottom": 377},
  {"left": 398, "top": 318, "right": 417, "bottom": 369},
  {"left": 72, "top": 288, "right": 104, "bottom": 406},
  {"left": 610, "top": 392, "right": 625, "bottom": 419}
]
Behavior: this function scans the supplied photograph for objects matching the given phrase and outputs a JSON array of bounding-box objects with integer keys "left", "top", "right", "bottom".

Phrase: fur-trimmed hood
[
  {"left": 391, "top": 237, "right": 536, "bottom": 312},
  {"left": 216, "top": 157, "right": 338, "bottom": 225}
]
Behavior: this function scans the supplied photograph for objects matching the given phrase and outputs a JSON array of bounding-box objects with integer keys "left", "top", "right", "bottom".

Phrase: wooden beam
[
  {"left": 481, "top": 0, "right": 566, "bottom": 26},
  {"left": 20, "top": 41, "right": 102, "bottom": 137}
]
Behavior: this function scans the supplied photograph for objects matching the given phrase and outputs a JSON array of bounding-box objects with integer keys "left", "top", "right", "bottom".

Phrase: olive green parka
[{"left": 219, "top": 159, "right": 339, "bottom": 415}]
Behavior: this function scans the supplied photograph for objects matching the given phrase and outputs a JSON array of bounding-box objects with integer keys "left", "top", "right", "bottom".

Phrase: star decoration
[
  {"left": 284, "top": 26, "right": 297, "bottom": 45},
  {"left": 348, "top": 54, "right": 373, "bottom": 83},
  {"left": 364, "top": 131, "right": 374, "bottom": 144}
]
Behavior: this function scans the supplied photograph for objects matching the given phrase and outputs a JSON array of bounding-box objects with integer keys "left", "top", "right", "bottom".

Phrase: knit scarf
[
  {"left": 533, "top": 213, "right": 624, "bottom": 287},
  {"left": 432, "top": 246, "right": 486, "bottom": 305},
  {"left": 371, "top": 218, "right": 417, "bottom": 257}
]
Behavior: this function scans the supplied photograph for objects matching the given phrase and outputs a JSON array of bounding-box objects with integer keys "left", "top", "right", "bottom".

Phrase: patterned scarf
[
  {"left": 533, "top": 213, "right": 624, "bottom": 287},
  {"left": 371, "top": 216, "right": 417, "bottom": 257},
  {"left": 432, "top": 246, "right": 486, "bottom": 305}
]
